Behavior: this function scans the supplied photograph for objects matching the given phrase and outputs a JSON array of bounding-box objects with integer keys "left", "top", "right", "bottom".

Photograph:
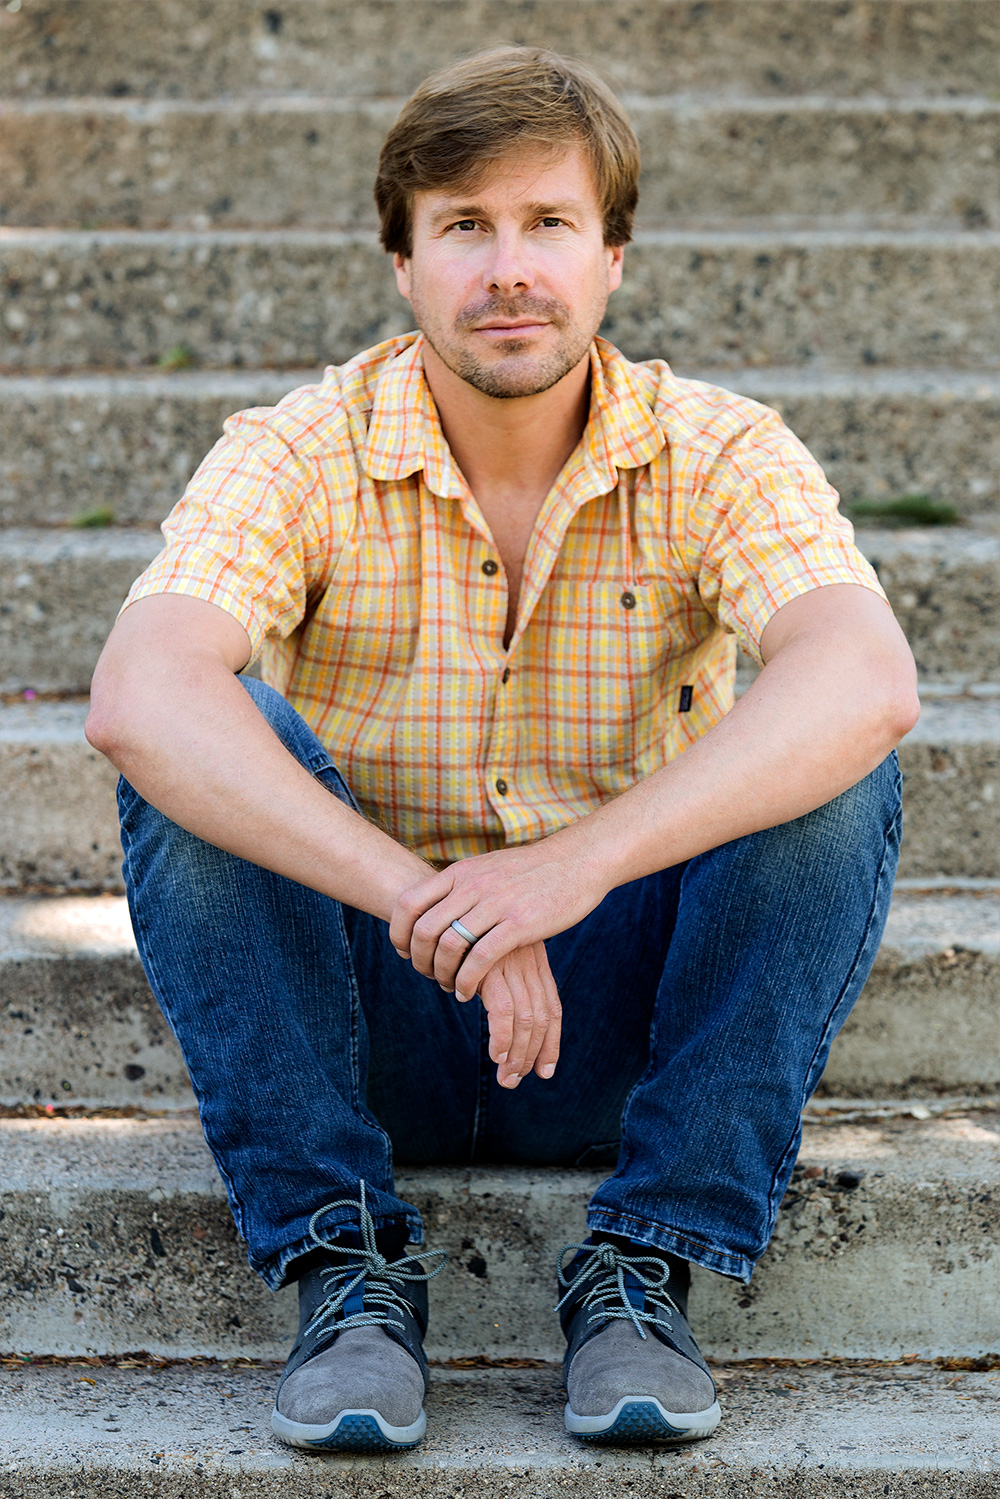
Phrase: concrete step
[
  {"left": 3, "top": 0, "right": 996, "bottom": 102},
  {"left": 2, "top": 889, "right": 998, "bottom": 1110},
  {"left": 2, "top": 1111, "right": 998, "bottom": 1360},
  {"left": 4, "top": 95, "right": 997, "bottom": 232},
  {"left": 2, "top": 525, "right": 997, "bottom": 694},
  {"left": 0, "top": 686, "right": 996, "bottom": 892},
  {"left": 3, "top": 1361, "right": 1000, "bottom": 1498},
  {"left": 895, "top": 694, "right": 1000, "bottom": 878},
  {"left": 4, "top": 228, "right": 1000, "bottom": 373},
  {"left": 3, "top": 368, "right": 1000, "bottom": 529},
  {"left": 0, "top": 529, "right": 162, "bottom": 695},
  {"left": 853, "top": 526, "right": 1000, "bottom": 681}
]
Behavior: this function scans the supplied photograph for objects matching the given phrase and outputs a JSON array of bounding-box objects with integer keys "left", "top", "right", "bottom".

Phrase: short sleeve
[
  {"left": 690, "top": 408, "right": 887, "bottom": 665},
  {"left": 121, "top": 406, "right": 335, "bottom": 659}
]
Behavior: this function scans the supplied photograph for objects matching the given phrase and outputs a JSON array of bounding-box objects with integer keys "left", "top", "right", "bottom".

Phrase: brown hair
[{"left": 374, "top": 46, "right": 640, "bottom": 257}]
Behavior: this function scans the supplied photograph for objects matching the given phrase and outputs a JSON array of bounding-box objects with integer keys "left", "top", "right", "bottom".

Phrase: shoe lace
[
  {"left": 554, "top": 1240, "right": 677, "bottom": 1342},
  {"left": 304, "top": 1181, "right": 448, "bottom": 1340}
]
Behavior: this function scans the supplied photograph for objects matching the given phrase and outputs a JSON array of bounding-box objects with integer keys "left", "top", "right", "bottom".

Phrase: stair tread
[
  {"left": 2, "top": 1360, "right": 999, "bottom": 1492},
  {"left": 6, "top": 1109, "right": 999, "bottom": 1188},
  {"left": 3, "top": 886, "right": 997, "bottom": 963}
]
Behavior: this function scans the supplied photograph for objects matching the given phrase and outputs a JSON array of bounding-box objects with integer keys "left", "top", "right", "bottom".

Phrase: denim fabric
[{"left": 119, "top": 677, "right": 901, "bottom": 1288}]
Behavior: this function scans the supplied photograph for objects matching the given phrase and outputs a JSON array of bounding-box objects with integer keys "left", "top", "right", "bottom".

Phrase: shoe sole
[
  {"left": 271, "top": 1406, "right": 426, "bottom": 1452},
  {"left": 565, "top": 1396, "right": 722, "bottom": 1444}
]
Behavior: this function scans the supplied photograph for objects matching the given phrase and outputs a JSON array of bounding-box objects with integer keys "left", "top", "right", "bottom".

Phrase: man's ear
[
  {"left": 607, "top": 244, "right": 625, "bottom": 295},
  {"left": 393, "top": 252, "right": 412, "bottom": 302}
]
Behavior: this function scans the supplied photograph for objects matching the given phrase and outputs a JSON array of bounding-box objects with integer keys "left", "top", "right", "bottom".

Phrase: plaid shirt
[{"left": 124, "top": 334, "right": 885, "bottom": 865}]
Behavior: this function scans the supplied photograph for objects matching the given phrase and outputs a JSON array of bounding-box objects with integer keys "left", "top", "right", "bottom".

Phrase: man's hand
[
  {"left": 389, "top": 841, "right": 611, "bottom": 1085},
  {"left": 476, "top": 943, "right": 562, "bottom": 1089}
]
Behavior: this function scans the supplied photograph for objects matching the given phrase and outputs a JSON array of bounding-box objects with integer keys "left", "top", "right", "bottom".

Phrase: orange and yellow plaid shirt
[{"left": 124, "top": 334, "right": 885, "bottom": 865}]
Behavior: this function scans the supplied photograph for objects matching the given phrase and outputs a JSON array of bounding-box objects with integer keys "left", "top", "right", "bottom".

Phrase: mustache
[{"left": 455, "top": 295, "right": 569, "bottom": 332}]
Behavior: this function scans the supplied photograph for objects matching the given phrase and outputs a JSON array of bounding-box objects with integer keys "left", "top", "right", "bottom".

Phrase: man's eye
[
  {"left": 454, "top": 219, "right": 478, "bottom": 232},
  {"left": 540, "top": 217, "right": 563, "bottom": 228}
]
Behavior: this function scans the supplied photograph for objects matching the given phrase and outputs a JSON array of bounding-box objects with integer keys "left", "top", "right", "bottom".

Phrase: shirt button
[
  {"left": 501, "top": 667, "right": 511, "bottom": 684},
  {"left": 621, "top": 589, "right": 637, "bottom": 610},
  {"left": 481, "top": 559, "right": 499, "bottom": 576},
  {"left": 495, "top": 777, "right": 508, "bottom": 796}
]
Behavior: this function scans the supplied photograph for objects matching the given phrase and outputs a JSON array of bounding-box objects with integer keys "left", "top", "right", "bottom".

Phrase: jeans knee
[
  {"left": 237, "top": 676, "right": 334, "bottom": 777},
  {"left": 238, "top": 676, "right": 357, "bottom": 808}
]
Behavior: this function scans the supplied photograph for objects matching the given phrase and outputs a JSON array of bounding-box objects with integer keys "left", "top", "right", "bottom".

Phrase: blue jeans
[{"left": 118, "top": 678, "right": 901, "bottom": 1289}]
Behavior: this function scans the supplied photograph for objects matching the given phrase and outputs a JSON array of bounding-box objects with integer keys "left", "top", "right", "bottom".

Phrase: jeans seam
[
  {"left": 763, "top": 790, "right": 903, "bottom": 1237},
  {"left": 118, "top": 779, "right": 255, "bottom": 1248},
  {"left": 337, "top": 895, "right": 395, "bottom": 1190}
]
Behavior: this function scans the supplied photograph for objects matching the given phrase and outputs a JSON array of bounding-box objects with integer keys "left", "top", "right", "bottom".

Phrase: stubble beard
[{"left": 411, "top": 290, "right": 604, "bottom": 400}]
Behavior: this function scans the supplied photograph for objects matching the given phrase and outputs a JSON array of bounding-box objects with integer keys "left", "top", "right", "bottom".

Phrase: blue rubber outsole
[
  {"left": 573, "top": 1398, "right": 718, "bottom": 1444},
  {"left": 305, "top": 1414, "right": 419, "bottom": 1452},
  {"left": 271, "top": 1409, "right": 424, "bottom": 1452}
]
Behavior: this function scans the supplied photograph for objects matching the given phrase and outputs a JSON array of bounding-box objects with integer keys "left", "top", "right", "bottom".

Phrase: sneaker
[
  {"left": 555, "top": 1236, "right": 721, "bottom": 1444},
  {"left": 271, "top": 1183, "right": 446, "bottom": 1453}
]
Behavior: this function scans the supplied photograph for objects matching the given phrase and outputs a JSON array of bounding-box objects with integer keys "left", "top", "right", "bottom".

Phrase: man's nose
[{"left": 483, "top": 229, "right": 535, "bottom": 295}]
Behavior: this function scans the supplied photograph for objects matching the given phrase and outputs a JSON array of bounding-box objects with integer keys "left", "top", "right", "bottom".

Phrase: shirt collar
[
  {"left": 361, "top": 331, "right": 665, "bottom": 495},
  {"left": 362, "top": 334, "right": 467, "bottom": 498}
]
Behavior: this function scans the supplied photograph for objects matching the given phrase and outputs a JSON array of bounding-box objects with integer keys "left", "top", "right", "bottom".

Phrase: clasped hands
[{"left": 389, "top": 841, "right": 608, "bottom": 1090}]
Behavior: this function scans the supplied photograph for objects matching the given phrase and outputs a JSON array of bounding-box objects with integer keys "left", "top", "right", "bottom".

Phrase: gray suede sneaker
[
  {"left": 271, "top": 1185, "right": 446, "bottom": 1453},
  {"left": 556, "top": 1238, "right": 721, "bottom": 1444}
]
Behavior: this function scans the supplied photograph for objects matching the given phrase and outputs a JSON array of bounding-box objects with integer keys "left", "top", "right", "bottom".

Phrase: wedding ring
[{"left": 450, "top": 919, "right": 479, "bottom": 946}]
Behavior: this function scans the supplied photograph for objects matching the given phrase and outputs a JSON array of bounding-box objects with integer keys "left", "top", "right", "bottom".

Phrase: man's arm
[
  {"left": 88, "top": 594, "right": 431, "bottom": 915},
  {"left": 87, "top": 594, "right": 563, "bottom": 1085},
  {"left": 390, "top": 585, "right": 920, "bottom": 1002}
]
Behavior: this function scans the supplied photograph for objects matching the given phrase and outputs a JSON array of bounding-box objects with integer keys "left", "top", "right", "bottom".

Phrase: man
[{"left": 87, "top": 47, "right": 918, "bottom": 1454}]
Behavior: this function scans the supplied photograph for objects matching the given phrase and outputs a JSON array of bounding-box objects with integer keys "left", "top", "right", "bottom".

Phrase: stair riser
[
  {"left": 4, "top": 375, "right": 1000, "bottom": 528},
  {"left": 2, "top": 1150, "right": 996, "bottom": 1361},
  {"left": 0, "top": 532, "right": 162, "bottom": 695},
  {"left": 4, "top": 234, "right": 999, "bottom": 373},
  {"left": 2, "top": 531, "right": 997, "bottom": 694},
  {"left": 5, "top": 103, "right": 997, "bottom": 231},
  {"left": 898, "top": 732, "right": 1000, "bottom": 880},
  {"left": 0, "top": 374, "right": 312, "bottom": 527},
  {"left": 4, "top": 921, "right": 998, "bottom": 1110},
  {"left": 3, "top": 0, "right": 996, "bottom": 101},
  {"left": 0, "top": 735, "right": 123, "bottom": 893},
  {"left": 859, "top": 533, "right": 1000, "bottom": 682},
  {"left": 1, "top": 707, "right": 996, "bottom": 891}
]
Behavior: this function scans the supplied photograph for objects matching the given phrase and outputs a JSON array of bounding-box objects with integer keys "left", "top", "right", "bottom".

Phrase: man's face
[{"left": 393, "top": 144, "right": 625, "bottom": 400}]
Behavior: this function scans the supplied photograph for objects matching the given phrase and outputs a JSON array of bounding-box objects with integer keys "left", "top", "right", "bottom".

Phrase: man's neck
[{"left": 420, "top": 340, "right": 592, "bottom": 513}]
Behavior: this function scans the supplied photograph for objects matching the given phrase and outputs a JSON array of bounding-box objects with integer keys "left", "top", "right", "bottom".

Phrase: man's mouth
[{"left": 474, "top": 319, "right": 549, "bottom": 337}]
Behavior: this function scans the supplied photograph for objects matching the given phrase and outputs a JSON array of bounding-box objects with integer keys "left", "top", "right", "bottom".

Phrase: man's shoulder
[
  {"left": 223, "top": 334, "right": 421, "bottom": 469},
  {"left": 620, "top": 352, "right": 786, "bottom": 464}
]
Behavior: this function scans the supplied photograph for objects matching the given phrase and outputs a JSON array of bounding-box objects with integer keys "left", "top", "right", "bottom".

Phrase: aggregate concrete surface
[
  {"left": 3, "top": 369, "right": 1000, "bottom": 527},
  {"left": 0, "top": 702, "right": 122, "bottom": 891},
  {"left": 3, "top": 683, "right": 994, "bottom": 891},
  {"left": 4, "top": 96, "right": 997, "bottom": 232},
  {"left": 2, "top": 0, "right": 996, "bottom": 100},
  {"left": 1, "top": 1360, "right": 998, "bottom": 1496},
  {"left": 1, "top": 522, "right": 997, "bottom": 690},
  {"left": 2, "top": 1114, "right": 998, "bottom": 1362},
  {"left": 3, "top": 889, "right": 998, "bottom": 1107},
  {"left": 4, "top": 229, "right": 1000, "bottom": 373},
  {"left": 0, "top": 528, "right": 162, "bottom": 693}
]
